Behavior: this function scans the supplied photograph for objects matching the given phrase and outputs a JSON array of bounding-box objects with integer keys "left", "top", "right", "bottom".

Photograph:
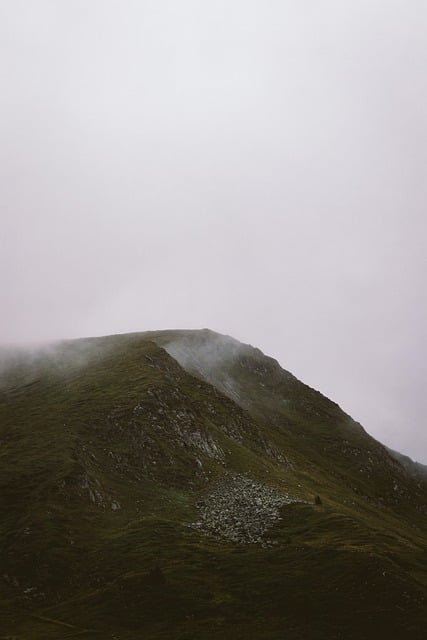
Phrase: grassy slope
[{"left": 0, "top": 331, "right": 426, "bottom": 639}]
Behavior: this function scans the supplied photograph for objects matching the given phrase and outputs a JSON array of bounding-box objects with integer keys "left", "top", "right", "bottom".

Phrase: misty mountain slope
[
  {"left": 387, "top": 446, "right": 427, "bottom": 483},
  {"left": 0, "top": 331, "right": 426, "bottom": 639},
  {"left": 152, "top": 329, "right": 427, "bottom": 514}
]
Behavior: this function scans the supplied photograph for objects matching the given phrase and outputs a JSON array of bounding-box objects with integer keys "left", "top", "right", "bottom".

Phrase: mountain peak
[{"left": 0, "top": 330, "right": 426, "bottom": 639}]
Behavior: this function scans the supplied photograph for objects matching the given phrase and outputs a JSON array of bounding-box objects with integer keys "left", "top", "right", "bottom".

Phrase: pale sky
[{"left": 1, "top": 1, "right": 426, "bottom": 462}]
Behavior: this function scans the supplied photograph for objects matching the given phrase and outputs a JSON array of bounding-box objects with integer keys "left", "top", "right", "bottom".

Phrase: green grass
[{"left": 0, "top": 330, "right": 426, "bottom": 639}]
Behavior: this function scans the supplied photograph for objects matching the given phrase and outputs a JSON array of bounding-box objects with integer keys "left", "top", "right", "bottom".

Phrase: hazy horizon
[{"left": 1, "top": 1, "right": 426, "bottom": 463}]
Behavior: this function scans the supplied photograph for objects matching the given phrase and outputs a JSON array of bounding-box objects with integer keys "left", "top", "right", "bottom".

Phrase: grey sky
[{"left": 1, "top": 1, "right": 426, "bottom": 462}]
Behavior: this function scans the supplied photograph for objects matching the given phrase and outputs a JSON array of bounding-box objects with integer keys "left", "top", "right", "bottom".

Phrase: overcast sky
[{"left": 1, "top": 1, "right": 426, "bottom": 462}]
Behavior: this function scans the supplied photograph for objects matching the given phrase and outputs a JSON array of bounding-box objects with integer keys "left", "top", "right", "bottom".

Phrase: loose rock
[{"left": 190, "top": 473, "right": 299, "bottom": 544}]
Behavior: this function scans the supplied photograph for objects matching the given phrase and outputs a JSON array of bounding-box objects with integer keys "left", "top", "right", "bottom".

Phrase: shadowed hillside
[{"left": 0, "top": 330, "right": 426, "bottom": 639}]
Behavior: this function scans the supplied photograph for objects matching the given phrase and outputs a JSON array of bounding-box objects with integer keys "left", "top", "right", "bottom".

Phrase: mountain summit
[{"left": 0, "top": 330, "right": 426, "bottom": 639}]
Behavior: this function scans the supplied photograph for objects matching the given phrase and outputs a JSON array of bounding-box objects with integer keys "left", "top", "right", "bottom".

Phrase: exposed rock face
[{"left": 191, "top": 473, "right": 299, "bottom": 544}]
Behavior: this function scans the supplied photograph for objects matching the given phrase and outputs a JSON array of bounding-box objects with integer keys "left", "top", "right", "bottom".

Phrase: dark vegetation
[{"left": 0, "top": 329, "right": 426, "bottom": 639}]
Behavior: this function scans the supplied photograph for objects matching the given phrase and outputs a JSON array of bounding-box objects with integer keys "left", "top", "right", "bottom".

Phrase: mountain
[
  {"left": 386, "top": 446, "right": 427, "bottom": 482},
  {"left": 0, "top": 329, "right": 426, "bottom": 639}
]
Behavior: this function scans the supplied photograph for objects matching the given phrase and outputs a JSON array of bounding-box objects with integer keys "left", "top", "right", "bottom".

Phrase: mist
[
  {"left": 1, "top": 1, "right": 426, "bottom": 462},
  {"left": 160, "top": 330, "right": 245, "bottom": 404}
]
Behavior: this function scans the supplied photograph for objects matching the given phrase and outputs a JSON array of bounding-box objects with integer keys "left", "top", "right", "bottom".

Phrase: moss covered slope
[{"left": 0, "top": 330, "right": 426, "bottom": 639}]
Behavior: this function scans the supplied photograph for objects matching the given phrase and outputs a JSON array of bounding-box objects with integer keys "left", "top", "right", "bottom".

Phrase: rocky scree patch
[{"left": 190, "top": 473, "right": 299, "bottom": 545}]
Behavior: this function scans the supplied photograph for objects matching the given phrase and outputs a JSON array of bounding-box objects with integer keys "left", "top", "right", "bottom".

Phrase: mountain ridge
[{"left": 0, "top": 329, "right": 426, "bottom": 638}]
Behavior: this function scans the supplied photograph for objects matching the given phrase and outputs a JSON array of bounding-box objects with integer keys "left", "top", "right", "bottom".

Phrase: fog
[
  {"left": 1, "top": 1, "right": 426, "bottom": 462},
  {"left": 161, "top": 330, "right": 245, "bottom": 404}
]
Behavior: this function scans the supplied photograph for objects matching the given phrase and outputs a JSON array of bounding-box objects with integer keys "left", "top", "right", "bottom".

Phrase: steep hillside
[
  {"left": 153, "top": 329, "right": 427, "bottom": 513},
  {"left": 387, "top": 446, "right": 427, "bottom": 482},
  {"left": 0, "top": 330, "right": 426, "bottom": 639}
]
